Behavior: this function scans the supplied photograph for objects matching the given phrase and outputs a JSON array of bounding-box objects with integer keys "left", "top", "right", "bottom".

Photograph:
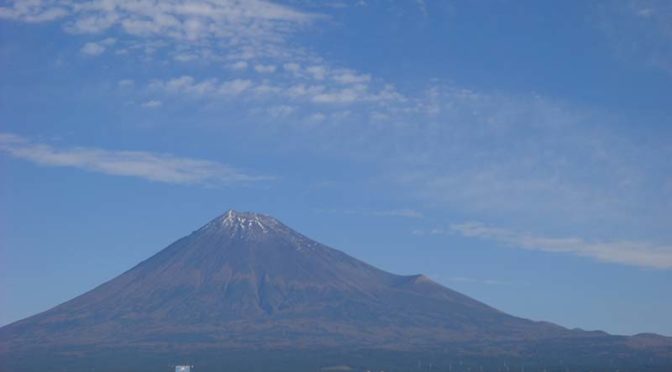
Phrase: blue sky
[{"left": 1, "top": 0, "right": 671, "bottom": 336}]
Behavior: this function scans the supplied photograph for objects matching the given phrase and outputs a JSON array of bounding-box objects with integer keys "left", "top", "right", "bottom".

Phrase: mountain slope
[{"left": 1, "top": 211, "right": 671, "bottom": 371}]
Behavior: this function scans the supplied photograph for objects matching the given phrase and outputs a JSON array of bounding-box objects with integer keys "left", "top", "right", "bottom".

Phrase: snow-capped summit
[
  {"left": 195, "top": 210, "right": 322, "bottom": 253},
  {"left": 219, "top": 209, "right": 273, "bottom": 229},
  {"left": 199, "top": 209, "right": 283, "bottom": 236}
]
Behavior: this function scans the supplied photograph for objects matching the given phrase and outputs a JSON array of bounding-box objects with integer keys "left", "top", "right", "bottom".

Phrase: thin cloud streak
[
  {"left": 597, "top": 0, "right": 672, "bottom": 75},
  {"left": 369, "top": 209, "right": 424, "bottom": 219},
  {"left": 0, "top": 133, "right": 271, "bottom": 186},
  {"left": 447, "top": 222, "right": 672, "bottom": 269},
  {"left": 147, "top": 72, "right": 404, "bottom": 106},
  {"left": 447, "top": 276, "right": 517, "bottom": 286},
  {"left": 321, "top": 208, "right": 424, "bottom": 219}
]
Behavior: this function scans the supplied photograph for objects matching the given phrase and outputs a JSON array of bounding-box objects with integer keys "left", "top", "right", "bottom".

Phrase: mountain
[{"left": 1, "top": 210, "right": 671, "bottom": 371}]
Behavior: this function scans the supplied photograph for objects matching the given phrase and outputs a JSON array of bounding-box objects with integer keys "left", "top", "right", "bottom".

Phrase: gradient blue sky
[{"left": 1, "top": 0, "right": 671, "bottom": 336}]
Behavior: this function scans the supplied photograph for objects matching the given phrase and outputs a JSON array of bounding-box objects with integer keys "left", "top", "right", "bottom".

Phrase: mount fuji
[{"left": 1, "top": 210, "right": 670, "bottom": 371}]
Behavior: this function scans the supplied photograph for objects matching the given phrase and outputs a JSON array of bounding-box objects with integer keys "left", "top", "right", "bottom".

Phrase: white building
[{"left": 175, "top": 365, "right": 192, "bottom": 372}]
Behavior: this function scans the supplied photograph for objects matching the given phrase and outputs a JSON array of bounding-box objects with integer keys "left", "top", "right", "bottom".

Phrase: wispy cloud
[
  {"left": 380, "top": 85, "right": 672, "bottom": 236},
  {"left": 0, "top": 1, "right": 68, "bottom": 23},
  {"left": 80, "top": 42, "right": 105, "bottom": 56},
  {"left": 147, "top": 69, "right": 404, "bottom": 106},
  {"left": 0, "top": 0, "right": 316, "bottom": 61},
  {"left": 445, "top": 222, "right": 672, "bottom": 269},
  {"left": 0, "top": 133, "right": 270, "bottom": 186},
  {"left": 323, "top": 208, "right": 423, "bottom": 219},
  {"left": 1, "top": 0, "right": 404, "bottom": 125},
  {"left": 254, "top": 64, "right": 277, "bottom": 74},
  {"left": 141, "top": 99, "right": 162, "bottom": 108},
  {"left": 446, "top": 276, "right": 517, "bottom": 286},
  {"left": 597, "top": 0, "right": 672, "bottom": 74},
  {"left": 139, "top": 72, "right": 671, "bottom": 241},
  {"left": 79, "top": 37, "right": 115, "bottom": 56},
  {"left": 369, "top": 209, "right": 424, "bottom": 219},
  {"left": 135, "top": 67, "right": 672, "bottom": 239}
]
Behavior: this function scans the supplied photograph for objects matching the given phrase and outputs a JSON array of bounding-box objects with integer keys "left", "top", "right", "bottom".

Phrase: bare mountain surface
[{"left": 1, "top": 211, "right": 671, "bottom": 371}]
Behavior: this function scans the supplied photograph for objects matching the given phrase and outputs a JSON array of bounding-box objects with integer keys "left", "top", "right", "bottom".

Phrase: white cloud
[
  {"left": 266, "top": 105, "right": 295, "bottom": 118},
  {"left": 636, "top": 7, "right": 654, "bottom": 17},
  {"left": 149, "top": 75, "right": 218, "bottom": 95},
  {"left": 0, "top": 1, "right": 68, "bottom": 23},
  {"left": 307, "top": 112, "right": 326, "bottom": 123},
  {"left": 79, "top": 37, "right": 116, "bottom": 55},
  {"left": 447, "top": 222, "right": 672, "bottom": 269},
  {"left": 148, "top": 74, "right": 403, "bottom": 107},
  {"left": 340, "top": 208, "right": 424, "bottom": 219},
  {"left": 174, "top": 53, "right": 197, "bottom": 62},
  {"left": 447, "top": 276, "right": 516, "bottom": 286},
  {"left": 306, "top": 65, "right": 327, "bottom": 80},
  {"left": 220, "top": 79, "right": 254, "bottom": 95},
  {"left": 0, "top": 133, "right": 270, "bottom": 186},
  {"left": 2, "top": 1, "right": 404, "bottom": 120},
  {"left": 80, "top": 41, "right": 105, "bottom": 56},
  {"left": 333, "top": 71, "right": 371, "bottom": 84},
  {"left": 118, "top": 79, "right": 134, "bottom": 87},
  {"left": 370, "top": 209, "right": 424, "bottom": 218},
  {"left": 283, "top": 62, "right": 301, "bottom": 73},
  {"left": 230, "top": 61, "right": 248, "bottom": 70},
  {"left": 149, "top": 76, "right": 255, "bottom": 97},
  {"left": 141, "top": 100, "right": 162, "bottom": 108},
  {"left": 100, "top": 37, "right": 116, "bottom": 45},
  {"left": 312, "top": 86, "right": 364, "bottom": 104},
  {"left": 415, "top": 0, "right": 428, "bottom": 17},
  {"left": 254, "top": 64, "right": 276, "bottom": 74}
]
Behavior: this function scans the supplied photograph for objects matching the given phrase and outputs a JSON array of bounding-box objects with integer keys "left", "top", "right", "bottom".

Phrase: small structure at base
[{"left": 175, "top": 365, "right": 192, "bottom": 372}]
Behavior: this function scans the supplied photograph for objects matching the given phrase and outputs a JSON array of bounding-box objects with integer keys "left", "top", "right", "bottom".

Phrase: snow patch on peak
[
  {"left": 196, "top": 210, "right": 320, "bottom": 253},
  {"left": 221, "top": 210, "right": 269, "bottom": 232},
  {"left": 199, "top": 210, "right": 284, "bottom": 236}
]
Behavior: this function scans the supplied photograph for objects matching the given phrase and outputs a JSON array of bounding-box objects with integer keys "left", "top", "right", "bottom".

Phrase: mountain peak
[
  {"left": 198, "top": 209, "right": 284, "bottom": 237},
  {"left": 221, "top": 209, "right": 272, "bottom": 226}
]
